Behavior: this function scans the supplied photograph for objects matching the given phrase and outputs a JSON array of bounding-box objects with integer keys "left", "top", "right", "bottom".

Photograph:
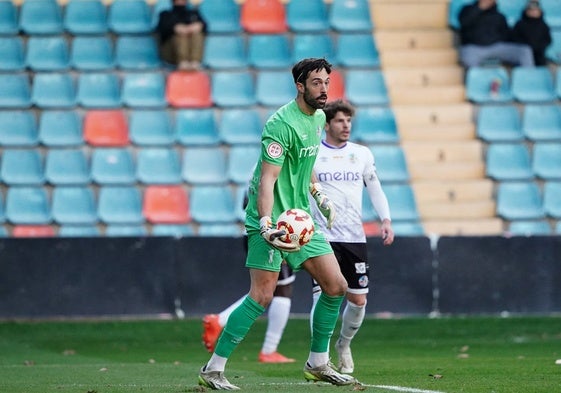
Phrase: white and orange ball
[{"left": 276, "top": 208, "right": 315, "bottom": 247}]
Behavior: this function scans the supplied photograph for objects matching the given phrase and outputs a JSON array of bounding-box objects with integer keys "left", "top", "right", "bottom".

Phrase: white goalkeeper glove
[
  {"left": 259, "top": 216, "right": 300, "bottom": 253},
  {"left": 310, "top": 182, "right": 335, "bottom": 229}
]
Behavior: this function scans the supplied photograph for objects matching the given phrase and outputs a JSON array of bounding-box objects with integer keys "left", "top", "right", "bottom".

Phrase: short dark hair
[
  {"left": 292, "top": 58, "right": 332, "bottom": 84},
  {"left": 323, "top": 99, "right": 355, "bottom": 123}
]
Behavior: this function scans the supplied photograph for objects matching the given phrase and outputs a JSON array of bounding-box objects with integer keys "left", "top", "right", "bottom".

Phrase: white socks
[
  {"left": 339, "top": 300, "right": 366, "bottom": 347},
  {"left": 261, "top": 296, "right": 291, "bottom": 354}
]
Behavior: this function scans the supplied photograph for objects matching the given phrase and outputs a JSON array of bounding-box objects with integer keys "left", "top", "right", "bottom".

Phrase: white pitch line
[{"left": 368, "top": 384, "right": 446, "bottom": 393}]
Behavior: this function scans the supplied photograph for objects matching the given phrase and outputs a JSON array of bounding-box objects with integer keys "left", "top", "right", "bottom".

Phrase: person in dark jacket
[
  {"left": 512, "top": 0, "right": 552, "bottom": 66},
  {"left": 156, "top": 0, "right": 207, "bottom": 71},
  {"left": 458, "top": 0, "right": 534, "bottom": 68}
]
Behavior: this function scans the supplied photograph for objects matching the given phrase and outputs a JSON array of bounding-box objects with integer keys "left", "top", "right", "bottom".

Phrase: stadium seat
[
  {"left": 292, "top": 33, "right": 336, "bottom": 65},
  {"left": 6, "top": 187, "right": 51, "bottom": 224},
  {"left": 368, "top": 145, "right": 410, "bottom": 183},
  {"left": 354, "top": 107, "right": 399, "bottom": 144},
  {"left": 38, "top": 110, "right": 83, "bottom": 147},
  {"left": 533, "top": 143, "right": 561, "bottom": 180},
  {"left": 97, "top": 186, "right": 143, "bottom": 224},
  {"left": 234, "top": 185, "right": 248, "bottom": 221},
  {"left": 543, "top": 181, "right": 561, "bottom": 218},
  {"left": 508, "top": 220, "right": 552, "bottom": 236},
  {"left": 108, "top": 0, "right": 152, "bottom": 34},
  {"left": 64, "top": 0, "right": 108, "bottom": 34},
  {"left": 25, "top": 36, "right": 69, "bottom": 71},
  {"left": 211, "top": 71, "right": 256, "bottom": 107},
  {"left": 198, "top": 223, "right": 243, "bottom": 236},
  {"left": 90, "top": 148, "right": 136, "bottom": 185},
  {"left": 240, "top": 0, "right": 287, "bottom": 34},
  {"left": 1, "top": 149, "right": 44, "bottom": 185},
  {"left": 391, "top": 221, "right": 425, "bottom": 236},
  {"left": 129, "top": 110, "right": 174, "bottom": 146},
  {"left": 0, "top": 192, "right": 4, "bottom": 223},
  {"left": 329, "top": 0, "right": 373, "bottom": 32},
  {"left": 497, "top": 0, "right": 527, "bottom": 26},
  {"left": 542, "top": 0, "right": 561, "bottom": 28},
  {"left": 450, "top": 0, "right": 475, "bottom": 29},
  {"left": 59, "top": 225, "right": 100, "bottom": 237},
  {"left": 248, "top": 34, "right": 291, "bottom": 69},
  {"left": 77, "top": 72, "right": 122, "bottom": 108},
  {"left": 182, "top": 147, "right": 228, "bottom": 185},
  {"left": 286, "top": 0, "right": 329, "bottom": 32},
  {"left": 136, "top": 148, "right": 182, "bottom": 184},
  {"left": 203, "top": 34, "right": 248, "bottom": 70},
  {"left": 219, "top": 108, "right": 262, "bottom": 145},
  {"left": 143, "top": 185, "right": 190, "bottom": 224},
  {"left": 70, "top": 36, "right": 114, "bottom": 71},
  {"left": 190, "top": 185, "right": 237, "bottom": 223},
  {"left": 476, "top": 105, "right": 524, "bottom": 142},
  {"left": 45, "top": 149, "right": 89, "bottom": 185},
  {"left": 122, "top": 72, "right": 166, "bottom": 108},
  {"left": 335, "top": 33, "right": 380, "bottom": 68},
  {"left": 199, "top": 0, "right": 242, "bottom": 33},
  {"left": 511, "top": 66, "right": 556, "bottom": 103},
  {"left": 105, "top": 225, "right": 147, "bottom": 236},
  {"left": 256, "top": 70, "right": 295, "bottom": 107},
  {"left": 345, "top": 69, "right": 389, "bottom": 106},
  {"left": 328, "top": 69, "right": 346, "bottom": 102},
  {"left": 228, "top": 145, "right": 260, "bottom": 184},
  {"left": 486, "top": 143, "right": 533, "bottom": 181},
  {"left": 465, "top": 66, "right": 513, "bottom": 103},
  {"left": 12, "top": 225, "right": 55, "bottom": 237},
  {"left": 31, "top": 73, "right": 76, "bottom": 108},
  {"left": 0, "top": 0, "right": 18, "bottom": 35},
  {"left": 382, "top": 184, "right": 419, "bottom": 221},
  {"left": 166, "top": 70, "right": 212, "bottom": 108},
  {"left": 52, "top": 186, "right": 97, "bottom": 224},
  {"left": 175, "top": 109, "right": 220, "bottom": 146},
  {"left": 522, "top": 104, "right": 561, "bottom": 141},
  {"left": 19, "top": 0, "right": 63, "bottom": 35},
  {"left": 152, "top": 224, "right": 195, "bottom": 237},
  {"left": 115, "top": 35, "right": 160, "bottom": 70},
  {"left": 0, "top": 37, "right": 24, "bottom": 71},
  {"left": 546, "top": 29, "right": 561, "bottom": 64},
  {"left": 84, "top": 110, "right": 129, "bottom": 147},
  {"left": 0, "top": 74, "right": 31, "bottom": 108},
  {"left": 0, "top": 111, "right": 38, "bottom": 147},
  {"left": 497, "top": 181, "right": 544, "bottom": 220}
]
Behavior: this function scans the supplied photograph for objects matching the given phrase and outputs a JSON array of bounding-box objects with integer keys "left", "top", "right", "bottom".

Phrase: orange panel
[
  {"left": 83, "top": 110, "right": 129, "bottom": 146},
  {"left": 13, "top": 225, "right": 56, "bottom": 237},
  {"left": 241, "top": 0, "right": 287, "bottom": 33},
  {"left": 362, "top": 221, "right": 381, "bottom": 237},
  {"left": 166, "top": 71, "right": 212, "bottom": 108},
  {"left": 327, "top": 69, "right": 345, "bottom": 102},
  {"left": 143, "top": 185, "right": 191, "bottom": 224}
]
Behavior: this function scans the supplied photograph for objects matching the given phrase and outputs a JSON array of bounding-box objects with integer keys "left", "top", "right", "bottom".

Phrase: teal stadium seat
[
  {"left": 136, "top": 148, "right": 182, "bottom": 184},
  {"left": 522, "top": 104, "right": 561, "bottom": 141},
  {"left": 486, "top": 143, "right": 533, "bottom": 181},
  {"left": 108, "top": 0, "right": 152, "bottom": 34},
  {"left": 70, "top": 36, "right": 114, "bottom": 71},
  {"left": 329, "top": 0, "right": 373, "bottom": 32},
  {"left": 497, "top": 181, "right": 544, "bottom": 220},
  {"left": 383, "top": 184, "right": 419, "bottom": 222},
  {"left": 115, "top": 35, "right": 160, "bottom": 70},
  {"left": 105, "top": 225, "right": 147, "bottom": 236},
  {"left": 228, "top": 145, "right": 260, "bottom": 184},
  {"left": 546, "top": 30, "right": 561, "bottom": 64},
  {"left": 248, "top": 34, "right": 291, "bottom": 69},
  {"left": 59, "top": 225, "right": 101, "bottom": 237},
  {"left": 256, "top": 70, "right": 295, "bottom": 107},
  {"left": 287, "top": 0, "right": 329, "bottom": 32},
  {"left": 345, "top": 69, "right": 389, "bottom": 106},
  {"left": 391, "top": 221, "right": 425, "bottom": 236},
  {"left": 511, "top": 66, "right": 556, "bottom": 103},
  {"left": 31, "top": 73, "right": 76, "bottom": 108},
  {"left": 45, "top": 149, "right": 90, "bottom": 185},
  {"left": 129, "top": 110, "right": 174, "bottom": 146},
  {"left": 466, "top": 66, "right": 513, "bottom": 103},
  {"left": 448, "top": 0, "right": 471, "bottom": 29},
  {"left": 542, "top": 0, "right": 561, "bottom": 28},
  {"left": 219, "top": 108, "right": 262, "bottom": 145},
  {"left": 532, "top": 143, "right": 561, "bottom": 180},
  {"left": 543, "top": 181, "right": 561, "bottom": 218},
  {"left": 182, "top": 147, "right": 228, "bottom": 185},
  {"left": 122, "top": 72, "right": 166, "bottom": 108},
  {"left": 76, "top": 72, "right": 121, "bottom": 108},
  {"left": 234, "top": 185, "right": 248, "bottom": 221},
  {"left": 190, "top": 185, "right": 237, "bottom": 224},
  {"left": 203, "top": 35, "right": 248, "bottom": 70},
  {"left": 52, "top": 186, "right": 97, "bottom": 225},
  {"left": 1, "top": 149, "right": 44, "bottom": 185},
  {"left": 19, "top": 0, "right": 63, "bottom": 35},
  {"left": 354, "top": 107, "right": 399, "bottom": 144},
  {"left": 0, "top": 111, "right": 38, "bottom": 147},
  {"left": 64, "top": 0, "right": 108, "bottom": 34},
  {"left": 198, "top": 223, "right": 243, "bottom": 237},
  {"left": 90, "top": 148, "right": 136, "bottom": 185},
  {"left": 0, "top": 191, "right": 4, "bottom": 223},
  {"left": 0, "top": 74, "right": 31, "bottom": 108},
  {"left": 336, "top": 33, "right": 380, "bottom": 68},
  {"left": 199, "top": 0, "right": 242, "bottom": 33},
  {"left": 368, "top": 145, "right": 410, "bottom": 183},
  {"left": 97, "top": 186, "right": 143, "bottom": 224},
  {"left": 497, "top": 0, "right": 526, "bottom": 26},
  {"left": 0, "top": 0, "right": 18, "bottom": 35},
  {"left": 476, "top": 105, "right": 524, "bottom": 142},
  {"left": 211, "top": 71, "right": 256, "bottom": 107},
  {"left": 292, "top": 33, "right": 336, "bottom": 65},
  {"left": 508, "top": 220, "right": 552, "bottom": 236},
  {"left": 25, "top": 36, "right": 69, "bottom": 71},
  {"left": 152, "top": 224, "right": 195, "bottom": 237},
  {"left": 6, "top": 187, "right": 51, "bottom": 224},
  {"left": 175, "top": 109, "right": 221, "bottom": 146},
  {"left": 0, "top": 37, "right": 24, "bottom": 71},
  {"left": 38, "top": 110, "right": 83, "bottom": 147}
]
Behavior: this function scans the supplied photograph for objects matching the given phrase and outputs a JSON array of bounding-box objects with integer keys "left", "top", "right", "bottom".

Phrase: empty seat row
[
  {"left": 496, "top": 181, "right": 561, "bottom": 220},
  {"left": 486, "top": 143, "right": 561, "bottom": 181}
]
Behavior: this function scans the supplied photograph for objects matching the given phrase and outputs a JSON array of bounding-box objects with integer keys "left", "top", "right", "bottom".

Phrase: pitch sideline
[{"left": 264, "top": 381, "right": 446, "bottom": 393}]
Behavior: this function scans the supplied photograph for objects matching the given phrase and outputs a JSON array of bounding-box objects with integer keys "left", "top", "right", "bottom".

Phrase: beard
[{"left": 303, "top": 88, "right": 327, "bottom": 109}]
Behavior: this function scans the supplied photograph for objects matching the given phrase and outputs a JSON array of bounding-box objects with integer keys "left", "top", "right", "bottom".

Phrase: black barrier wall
[{"left": 0, "top": 236, "right": 559, "bottom": 318}]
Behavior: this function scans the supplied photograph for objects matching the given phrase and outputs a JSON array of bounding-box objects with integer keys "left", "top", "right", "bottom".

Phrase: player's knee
[{"left": 323, "top": 277, "right": 347, "bottom": 297}]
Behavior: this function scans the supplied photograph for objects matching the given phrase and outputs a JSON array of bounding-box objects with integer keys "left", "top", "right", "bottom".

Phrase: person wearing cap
[{"left": 512, "top": 0, "right": 552, "bottom": 66}]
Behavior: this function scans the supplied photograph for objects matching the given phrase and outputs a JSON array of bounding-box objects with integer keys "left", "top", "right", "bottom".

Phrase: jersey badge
[
  {"left": 348, "top": 153, "right": 357, "bottom": 164},
  {"left": 266, "top": 142, "right": 283, "bottom": 158},
  {"left": 316, "top": 126, "right": 322, "bottom": 136},
  {"left": 358, "top": 275, "right": 369, "bottom": 288}
]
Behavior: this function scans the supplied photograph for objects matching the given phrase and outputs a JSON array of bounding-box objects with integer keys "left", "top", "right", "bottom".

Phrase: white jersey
[{"left": 311, "top": 140, "right": 391, "bottom": 243}]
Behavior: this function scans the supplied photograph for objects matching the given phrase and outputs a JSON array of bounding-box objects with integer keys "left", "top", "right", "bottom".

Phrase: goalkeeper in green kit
[{"left": 198, "top": 58, "right": 359, "bottom": 390}]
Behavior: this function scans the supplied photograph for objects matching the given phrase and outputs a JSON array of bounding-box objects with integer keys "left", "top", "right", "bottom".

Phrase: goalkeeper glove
[
  {"left": 310, "top": 182, "right": 335, "bottom": 229},
  {"left": 259, "top": 216, "right": 300, "bottom": 253}
]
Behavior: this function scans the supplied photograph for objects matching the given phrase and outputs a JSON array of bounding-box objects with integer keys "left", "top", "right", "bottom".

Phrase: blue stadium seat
[
  {"left": 354, "top": 107, "right": 398, "bottom": 144},
  {"left": 1, "top": 149, "right": 44, "bottom": 185},
  {"left": 0, "top": 111, "right": 38, "bottom": 147},
  {"left": 448, "top": 0, "right": 472, "bottom": 29},
  {"left": 108, "top": 0, "right": 152, "bottom": 34},
  {"left": 38, "top": 110, "right": 83, "bottom": 147},
  {"left": 476, "top": 105, "right": 524, "bottom": 142},
  {"left": 190, "top": 185, "right": 237, "bottom": 223},
  {"left": 0, "top": 74, "right": 31, "bottom": 108},
  {"left": 70, "top": 36, "right": 114, "bottom": 71},
  {"left": 91, "top": 148, "right": 136, "bottom": 185},
  {"left": 175, "top": 109, "right": 221, "bottom": 146},
  {"left": 0, "top": 36, "right": 24, "bottom": 71},
  {"left": 533, "top": 143, "right": 561, "bottom": 180},
  {"left": 97, "top": 186, "right": 144, "bottom": 224},
  {"left": 31, "top": 73, "right": 76, "bottom": 108},
  {"left": 6, "top": 187, "right": 51, "bottom": 224},
  {"left": 508, "top": 220, "right": 551, "bottom": 236},
  {"left": 136, "top": 148, "right": 182, "bottom": 184},
  {"left": 76, "top": 72, "right": 121, "bottom": 108},
  {"left": 486, "top": 143, "right": 533, "bottom": 181},
  {"left": 105, "top": 224, "right": 147, "bottom": 236},
  {"left": 497, "top": 181, "right": 545, "bottom": 220},
  {"left": 329, "top": 0, "right": 373, "bottom": 32},
  {"left": 391, "top": 221, "right": 425, "bottom": 236},
  {"left": 543, "top": 181, "right": 561, "bottom": 218},
  {"left": 542, "top": 0, "right": 561, "bottom": 28},
  {"left": 292, "top": 33, "right": 336, "bottom": 65},
  {"left": 26, "top": 36, "right": 69, "bottom": 71},
  {"left": 199, "top": 0, "right": 242, "bottom": 33},
  {"left": 546, "top": 29, "right": 561, "bottom": 64},
  {"left": 228, "top": 145, "right": 260, "bottom": 184},
  {"left": 522, "top": 104, "right": 561, "bottom": 141},
  {"left": 19, "top": 0, "right": 63, "bottom": 35},
  {"left": 233, "top": 185, "right": 248, "bottom": 221},
  {"left": 219, "top": 108, "right": 262, "bottom": 145},
  {"left": 52, "top": 186, "right": 97, "bottom": 224},
  {"left": 368, "top": 145, "right": 409, "bottom": 183},
  {"left": 0, "top": 191, "right": 5, "bottom": 223},
  {"left": 335, "top": 33, "right": 379, "bottom": 68},
  {"left": 45, "top": 149, "right": 89, "bottom": 185},
  {"left": 511, "top": 66, "right": 556, "bottom": 103},
  {"left": 64, "top": 0, "right": 108, "bottom": 34},
  {"left": 182, "top": 147, "right": 228, "bottom": 185},
  {"left": 287, "top": 0, "right": 329, "bottom": 32},
  {"left": 211, "top": 71, "right": 256, "bottom": 107},
  {"left": 115, "top": 35, "right": 160, "bottom": 70},
  {"left": 248, "top": 34, "right": 291, "bottom": 69},
  {"left": 152, "top": 224, "right": 195, "bottom": 237},
  {"left": 383, "top": 184, "right": 419, "bottom": 221},
  {"left": 345, "top": 69, "right": 389, "bottom": 106},
  {"left": 59, "top": 225, "right": 101, "bottom": 237},
  {"left": 122, "top": 72, "right": 166, "bottom": 108},
  {"left": 198, "top": 223, "right": 243, "bottom": 236},
  {"left": 129, "top": 110, "right": 174, "bottom": 146},
  {"left": 465, "top": 66, "right": 513, "bottom": 103},
  {"left": 203, "top": 34, "right": 247, "bottom": 70},
  {"left": 256, "top": 70, "right": 295, "bottom": 107},
  {"left": 0, "top": 0, "right": 18, "bottom": 35},
  {"left": 497, "top": 0, "right": 526, "bottom": 26}
]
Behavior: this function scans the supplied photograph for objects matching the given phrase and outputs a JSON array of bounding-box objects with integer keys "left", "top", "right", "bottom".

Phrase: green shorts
[{"left": 245, "top": 229, "right": 333, "bottom": 272}]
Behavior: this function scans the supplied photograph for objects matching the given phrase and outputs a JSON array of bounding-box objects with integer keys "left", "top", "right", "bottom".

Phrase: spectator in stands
[
  {"left": 156, "top": 0, "right": 207, "bottom": 71},
  {"left": 458, "top": 0, "right": 535, "bottom": 68},
  {"left": 512, "top": 0, "right": 552, "bottom": 66}
]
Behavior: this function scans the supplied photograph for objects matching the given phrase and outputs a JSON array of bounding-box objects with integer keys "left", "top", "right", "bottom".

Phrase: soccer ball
[{"left": 276, "top": 208, "right": 315, "bottom": 247}]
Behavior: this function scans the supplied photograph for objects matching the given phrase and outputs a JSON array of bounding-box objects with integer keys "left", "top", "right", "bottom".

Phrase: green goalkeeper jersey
[{"left": 245, "top": 100, "right": 325, "bottom": 232}]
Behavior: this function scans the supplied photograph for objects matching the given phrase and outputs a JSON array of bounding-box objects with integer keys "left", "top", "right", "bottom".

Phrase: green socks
[{"left": 311, "top": 292, "right": 345, "bottom": 353}]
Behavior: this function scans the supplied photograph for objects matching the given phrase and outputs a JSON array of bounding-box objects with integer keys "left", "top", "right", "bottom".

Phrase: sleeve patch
[{"left": 266, "top": 142, "right": 283, "bottom": 158}]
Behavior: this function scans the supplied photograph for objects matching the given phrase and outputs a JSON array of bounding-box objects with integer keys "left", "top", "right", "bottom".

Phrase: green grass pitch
[{"left": 0, "top": 316, "right": 559, "bottom": 393}]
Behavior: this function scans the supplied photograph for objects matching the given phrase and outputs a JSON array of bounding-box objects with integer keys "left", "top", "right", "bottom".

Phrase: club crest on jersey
[
  {"left": 316, "top": 126, "right": 322, "bottom": 136},
  {"left": 348, "top": 153, "right": 357, "bottom": 164},
  {"left": 266, "top": 142, "right": 283, "bottom": 158}
]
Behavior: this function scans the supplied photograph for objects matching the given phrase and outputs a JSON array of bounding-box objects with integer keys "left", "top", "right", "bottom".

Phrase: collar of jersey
[{"left": 321, "top": 140, "right": 347, "bottom": 150}]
